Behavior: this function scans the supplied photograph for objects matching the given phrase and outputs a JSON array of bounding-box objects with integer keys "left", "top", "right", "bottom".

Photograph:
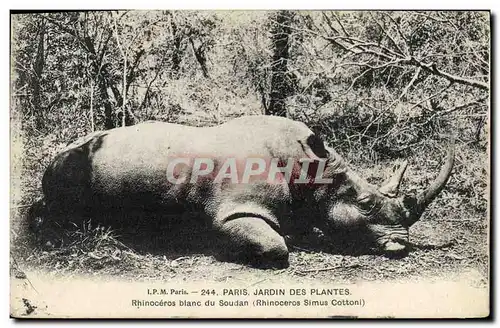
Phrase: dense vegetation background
[{"left": 10, "top": 11, "right": 489, "bottom": 282}]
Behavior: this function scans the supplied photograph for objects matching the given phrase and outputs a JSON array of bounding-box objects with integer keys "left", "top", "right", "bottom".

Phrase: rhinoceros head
[{"left": 317, "top": 144, "right": 455, "bottom": 256}]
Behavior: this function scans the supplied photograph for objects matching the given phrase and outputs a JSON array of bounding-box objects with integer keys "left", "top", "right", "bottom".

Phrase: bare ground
[{"left": 11, "top": 202, "right": 488, "bottom": 287}]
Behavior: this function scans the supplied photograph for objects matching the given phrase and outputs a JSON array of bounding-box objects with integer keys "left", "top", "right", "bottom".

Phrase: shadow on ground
[{"left": 26, "top": 207, "right": 396, "bottom": 264}]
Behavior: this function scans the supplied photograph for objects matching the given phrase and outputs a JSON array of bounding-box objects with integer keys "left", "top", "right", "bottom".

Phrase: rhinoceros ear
[
  {"left": 297, "top": 134, "right": 329, "bottom": 160},
  {"left": 306, "top": 134, "right": 330, "bottom": 158},
  {"left": 298, "top": 134, "right": 346, "bottom": 175},
  {"left": 379, "top": 160, "right": 408, "bottom": 198}
]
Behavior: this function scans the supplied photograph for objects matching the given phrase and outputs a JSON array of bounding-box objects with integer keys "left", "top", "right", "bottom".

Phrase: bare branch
[
  {"left": 469, "top": 46, "right": 489, "bottom": 69},
  {"left": 409, "top": 15, "right": 431, "bottom": 41},
  {"left": 138, "top": 52, "right": 168, "bottom": 111},
  {"left": 408, "top": 82, "right": 453, "bottom": 112},
  {"left": 336, "top": 36, "right": 405, "bottom": 59},
  {"left": 399, "top": 67, "right": 421, "bottom": 100},
  {"left": 373, "top": 67, "right": 419, "bottom": 122},
  {"left": 338, "top": 58, "right": 405, "bottom": 70},
  {"left": 339, "top": 68, "right": 372, "bottom": 95},
  {"left": 331, "top": 12, "right": 350, "bottom": 37},
  {"left": 382, "top": 12, "right": 408, "bottom": 43},
  {"left": 298, "top": 15, "right": 488, "bottom": 92},
  {"left": 406, "top": 57, "right": 489, "bottom": 91},
  {"left": 42, "top": 15, "right": 85, "bottom": 48},
  {"left": 414, "top": 11, "right": 448, "bottom": 23},
  {"left": 321, "top": 12, "right": 339, "bottom": 35},
  {"left": 371, "top": 14, "right": 407, "bottom": 57},
  {"left": 442, "top": 96, "right": 489, "bottom": 115}
]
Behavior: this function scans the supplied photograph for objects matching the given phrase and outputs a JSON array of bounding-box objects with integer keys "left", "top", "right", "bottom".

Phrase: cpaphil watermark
[{"left": 166, "top": 157, "right": 333, "bottom": 185}]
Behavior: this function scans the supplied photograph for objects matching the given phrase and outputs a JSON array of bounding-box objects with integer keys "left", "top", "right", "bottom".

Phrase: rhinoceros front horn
[{"left": 406, "top": 141, "right": 455, "bottom": 226}]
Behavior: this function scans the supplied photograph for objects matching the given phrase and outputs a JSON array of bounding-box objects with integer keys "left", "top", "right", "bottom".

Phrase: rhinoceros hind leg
[
  {"left": 217, "top": 217, "right": 289, "bottom": 269},
  {"left": 42, "top": 147, "right": 93, "bottom": 227}
]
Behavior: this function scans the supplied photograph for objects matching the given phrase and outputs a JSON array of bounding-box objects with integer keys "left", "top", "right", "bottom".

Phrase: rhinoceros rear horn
[
  {"left": 379, "top": 160, "right": 408, "bottom": 197},
  {"left": 406, "top": 140, "right": 455, "bottom": 226}
]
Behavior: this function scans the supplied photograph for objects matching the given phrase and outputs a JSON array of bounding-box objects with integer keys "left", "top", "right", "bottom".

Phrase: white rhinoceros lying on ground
[{"left": 34, "top": 115, "right": 454, "bottom": 267}]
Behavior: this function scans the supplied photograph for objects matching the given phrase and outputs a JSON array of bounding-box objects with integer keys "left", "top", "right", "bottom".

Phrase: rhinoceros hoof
[
  {"left": 252, "top": 245, "right": 290, "bottom": 269},
  {"left": 220, "top": 242, "right": 289, "bottom": 269}
]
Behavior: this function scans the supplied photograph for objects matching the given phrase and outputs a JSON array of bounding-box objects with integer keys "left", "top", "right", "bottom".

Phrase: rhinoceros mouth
[
  {"left": 376, "top": 233, "right": 410, "bottom": 257},
  {"left": 382, "top": 241, "right": 409, "bottom": 258},
  {"left": 369, "top": 223, "right": 409, "bottom": 252},
  {"left": 384, "top": 241, "right": 406, "bottom": 251}
]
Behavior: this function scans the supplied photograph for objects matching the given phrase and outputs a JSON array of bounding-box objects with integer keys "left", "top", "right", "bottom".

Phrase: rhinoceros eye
[
  {"left": 356, "top": 193, "right": 375, "bottom": 211},
  {"left": 357, "top": 193, "right": 372, "bottom": 203}
]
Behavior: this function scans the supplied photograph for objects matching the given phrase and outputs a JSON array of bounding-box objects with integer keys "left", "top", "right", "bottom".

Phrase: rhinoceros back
[{"left": 44, "top": 122, "right": 214, "bottom": 211}]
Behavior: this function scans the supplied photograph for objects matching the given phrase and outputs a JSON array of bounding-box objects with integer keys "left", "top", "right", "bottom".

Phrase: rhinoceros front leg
[{"left": 217, "top": 216, "right": 289, "bottom": 268}]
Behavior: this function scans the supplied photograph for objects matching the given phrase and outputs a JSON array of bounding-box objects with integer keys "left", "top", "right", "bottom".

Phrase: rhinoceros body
[{"left": 36, "top": 115, "right": 454, "bottom": 267}]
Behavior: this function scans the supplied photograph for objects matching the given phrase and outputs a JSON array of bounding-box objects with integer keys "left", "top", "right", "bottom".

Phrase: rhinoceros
[{"left": 33, "top": 115, "right": 454, "bottom": 267}]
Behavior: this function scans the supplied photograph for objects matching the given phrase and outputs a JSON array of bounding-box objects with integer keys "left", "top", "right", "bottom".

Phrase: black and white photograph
[{"left": 9, "top": 10, "right": 490, "bottom": 318}]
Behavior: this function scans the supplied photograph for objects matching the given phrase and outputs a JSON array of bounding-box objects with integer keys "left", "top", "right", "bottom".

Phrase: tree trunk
[
  {"left": 99, "top": 80, "right": 115, "bottom": 130},
  {"left": 121, "top": 55, "right": 127, "bottom": 127},
  {"left": 32, "top": 19, "right": 46, "bottom": 128},
  {"left": 89, "top": 80, "right": 95, "bottom": 132},
  {"left": 84, "top": 32, "right": 117, "bottom": 130},
  {"left": 189, "top": 37, "right": 209, "bottom": 78},
  {"left": 267, "top": 10, "right": 295, "bottom": 117},
  {"left": 112, "top": 13, "right": 129, "bottom": 127},
  {"left": 170, "top": 14, "right": 183, "bottom": 78}
]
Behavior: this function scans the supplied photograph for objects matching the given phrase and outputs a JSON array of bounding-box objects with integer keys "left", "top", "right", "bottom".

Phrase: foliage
[
  {"left": 11, "top": 11, "right": 489, "bottom": 278},
  {"left": 12, "top": 11, "right": 488, "bottom": 147},
  {"left": 288, "top": 11, "right": 488, "bottom": 155}
]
